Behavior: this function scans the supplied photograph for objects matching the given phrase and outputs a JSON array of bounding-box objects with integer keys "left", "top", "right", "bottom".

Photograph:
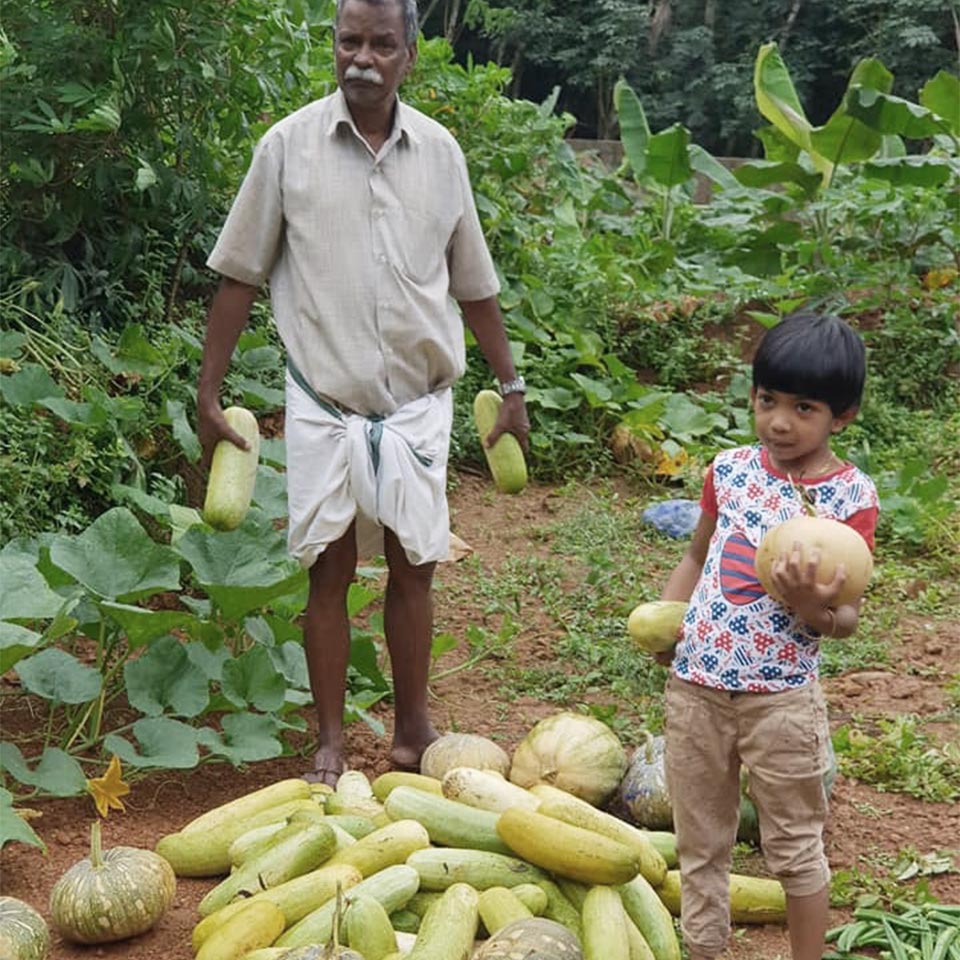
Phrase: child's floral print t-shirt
[{"left": 672, "top": 444, "right": 879, "bottom": 693}]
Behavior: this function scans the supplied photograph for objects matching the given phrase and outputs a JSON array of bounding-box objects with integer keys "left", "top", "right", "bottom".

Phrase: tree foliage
[
  {"left": 449, "top": 0, "right": 958, "bottom": 147},
  {"left": 1, "top": 0, "right": 332, "bottom": 325}
]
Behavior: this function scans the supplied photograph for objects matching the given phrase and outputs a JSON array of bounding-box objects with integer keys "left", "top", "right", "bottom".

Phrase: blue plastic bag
[{"left": 642, "top": 499, "right": 701, "bottom": 539}]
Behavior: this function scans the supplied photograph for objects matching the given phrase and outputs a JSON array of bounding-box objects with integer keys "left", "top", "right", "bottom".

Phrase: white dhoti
[{"left": 284, "top": 368, "right": 452, "bottom": 569}]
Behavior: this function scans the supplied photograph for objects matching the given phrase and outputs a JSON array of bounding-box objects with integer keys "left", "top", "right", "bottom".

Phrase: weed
[{"left": 833, "top": 715, "right": 960, "bottom": 802}]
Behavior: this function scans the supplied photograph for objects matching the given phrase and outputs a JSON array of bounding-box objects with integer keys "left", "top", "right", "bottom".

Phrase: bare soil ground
[{"left": 2, "top": 473, "right": 958, "bottom": 959}]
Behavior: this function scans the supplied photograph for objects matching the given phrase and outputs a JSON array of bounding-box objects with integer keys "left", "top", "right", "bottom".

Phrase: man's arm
[
  {"left": 197, "top": 277, "right": 260, "bottom": 463},
  {"left": 459, "top": 296, "right": 530, "bottom": 451}
]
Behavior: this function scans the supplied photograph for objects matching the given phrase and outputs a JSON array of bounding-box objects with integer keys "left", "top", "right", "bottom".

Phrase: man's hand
[
  {"left": 483, "top": 392, "right": 530, "bottom": 452},
  {"left": 198, "top": 402, "right": 250, "bottom": 468}
]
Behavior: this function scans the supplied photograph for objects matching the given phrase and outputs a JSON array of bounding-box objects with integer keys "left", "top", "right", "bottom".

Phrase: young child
[{"left": 657, "top": 310, "right": 879, "bottom": 960}]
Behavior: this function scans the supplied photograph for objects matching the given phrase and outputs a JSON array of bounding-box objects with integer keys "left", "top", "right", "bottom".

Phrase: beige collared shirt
[{"left": 207, "top": 90, "right": 500, "bottom": 417}]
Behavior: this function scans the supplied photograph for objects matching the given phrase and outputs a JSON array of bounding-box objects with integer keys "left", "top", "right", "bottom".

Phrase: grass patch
[{"left": 833, "top": 715, "right": 960, "bottom": 802}]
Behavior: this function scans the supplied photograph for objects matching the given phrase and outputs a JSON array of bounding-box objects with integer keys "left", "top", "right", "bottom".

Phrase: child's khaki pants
[{"left": 665, "top": 675, "right": 832, "bottom": 958}]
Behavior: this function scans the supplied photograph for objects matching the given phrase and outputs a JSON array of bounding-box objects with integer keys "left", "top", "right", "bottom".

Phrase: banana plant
[
  {"left": 613, "top": 77, "right": 739, "bottom": 242},
  {"left": 747, "top": 43, "right": 959, "bottom": 194}
]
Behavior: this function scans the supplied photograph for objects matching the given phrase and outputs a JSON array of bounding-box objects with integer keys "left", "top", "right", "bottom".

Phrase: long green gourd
[
  {"left": 473, "top": 390, "right": 527, "bottom": 494},
  {"left": 203, "top": 405, "right": 260, "bottom": 530}
]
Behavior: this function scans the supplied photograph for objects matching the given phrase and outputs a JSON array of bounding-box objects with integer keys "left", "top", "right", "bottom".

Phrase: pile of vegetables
[
  {"left": 824, "top": 901, "right": 960, "bottom": 959},
  {"left": 145, "top": 714, "right": 788, "bottom": 960}
]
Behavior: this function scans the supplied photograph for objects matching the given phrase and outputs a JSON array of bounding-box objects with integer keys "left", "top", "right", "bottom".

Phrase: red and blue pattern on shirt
[{"left": 672, "top": 444, "right": 879, "bottom": 693}]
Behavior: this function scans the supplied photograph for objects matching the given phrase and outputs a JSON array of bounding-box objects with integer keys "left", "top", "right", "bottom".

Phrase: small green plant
[{"left": 833, "top": 715, "right": 960, "bottom": 802}]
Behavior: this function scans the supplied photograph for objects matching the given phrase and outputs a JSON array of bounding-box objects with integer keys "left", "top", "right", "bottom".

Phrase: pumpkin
[
  {"left": 618, "top": 731, "right": 672, "bottom": 829},
  {"left": 474, "top": 917, "right": 583, "bottom": 959},
  {"left": 509, "top": 712, "right": 627, "bottom": 807},
  {"left": 0, "top": 897, "right": 49, "bottom": 960},
  {"left": 49, "top": 821, "right": 176, "bottom": 944},
  {"left": 420, "top": 733, "right": 511, "bottom": 780},
  {"left": 755, "top": 515, "right": 873, "bottom": 607}
]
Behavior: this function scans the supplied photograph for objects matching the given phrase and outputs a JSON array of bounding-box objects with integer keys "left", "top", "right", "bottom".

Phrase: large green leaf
[
  {"left": 123, "top": 635, "right": 210, "bottom": 717},
  {"left": 268, "top": 641, "right": 310, "bottom": 689},
  {"left": 104, "top": 717, "right": 200, "bottom": 769},
  {"left": 0, "top": 363, "right": 63, "bottom": 406},
  {"left": 100, "top": 600, "right": 195, "bottom": 650},
  {"left": 49, "top": 508, "right": 181, "bottom": 602},
  {"left": 169, "top": 505, "right": 204, "bottom": 544},
  {"left": 220, "top": 645, "right": 286, "bottom": 712},
  {"left": 645, "top": 125, "right": 692, "bottom": 188},
  {"left": 197, "top": 713, "right": 284, "bottom": 765},
  {"left": 166, "top": 398, "right": 202, "bottom": 463},
  {"left": 260, "top": 437, "right": 287, "bottom": 469},
  {"left": 101, "top": 602, "right": 194, "bottom": 649},
  {"left": 920, "top": 71, "right": 960, "bottom": 136},
  {"left": 0, "top": 554, "right": 64, "bottom": 620},
  {"left": 613, "top": 77, "right": 650, "bottom": 178},
  {"left": 185, "top": 641, "right": 232, "bottom": 683},
  {"left": 38, "top": 396, "right": 109, "bottom": 426},
  {"left": 0, "top": 743, "right": 87, "bottom": 796},
  {"left": 846, "top": 88, "right": 954, "bottom": 140},
  {"left": 734, "top": 160, "right": 823, "bottom": 199},
  {"left": 90, "top": 324, "right": 166, "bottom": 377},
  {"left": 252, "top": 465, "right": 289, "bottom": 520},
  {"left": 0, "top": 787, "right": 47, "bottom": 851},
  {"left": 753, "top": 42, "right": 829, "bottom": 179},
  {"left": 809, "top": 59, "right": 894, "bottom": 169},
  {"left": 0, "top": 622, "right": 43, "bottom": 673},
  {"left": 110, "top": 483, "right": 175, "bottom": 520},
  {"left": 688, "top": 145, "right": 742, "bottom": 191},
  {"left": 862, "top": 156, "right": 957, "bottom": 187},
  {"left": 15, "top": 648, "right": 102, "bottom": 704}
]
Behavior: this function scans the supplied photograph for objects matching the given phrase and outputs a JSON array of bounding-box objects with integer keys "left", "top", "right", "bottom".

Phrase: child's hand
[
  {"left": 653, "top": 644, "right": 677, "bottom": 667},
  {"left": 771, "top": 541, "right": 848, "bottom": 616}
]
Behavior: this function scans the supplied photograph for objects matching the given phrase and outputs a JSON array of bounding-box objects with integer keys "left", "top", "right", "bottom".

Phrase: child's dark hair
[{"left": 752, "top": 310, "right": 866, "bottom": 415}]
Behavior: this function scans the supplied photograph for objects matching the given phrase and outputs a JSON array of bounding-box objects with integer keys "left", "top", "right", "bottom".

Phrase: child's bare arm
[
  {"left": 662, "top": 512, "right": 715, "bottom": 602},
  {"left": 654, "top": 513, "right": 716, "bottom": 663}
]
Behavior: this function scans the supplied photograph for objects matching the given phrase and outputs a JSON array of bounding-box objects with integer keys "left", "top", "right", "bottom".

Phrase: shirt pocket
[{"left": 386, "top": 202, "right": 458, "bottom": 284}]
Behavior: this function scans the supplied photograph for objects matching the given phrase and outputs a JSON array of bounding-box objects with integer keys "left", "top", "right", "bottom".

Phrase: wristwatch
[{"left": 498, "top": 375, "right": 526, "bottom": 397}]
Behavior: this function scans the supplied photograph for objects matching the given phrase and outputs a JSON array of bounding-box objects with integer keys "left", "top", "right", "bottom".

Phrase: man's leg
[
  {"left": 302, "top": 524, "right": 357, "bottom": 786},
  {"left": 786, "top": 886, "right": 829, "bottom": 960},
  {"left": 383, "top": 528, "right": 439, "bottom": 769}
]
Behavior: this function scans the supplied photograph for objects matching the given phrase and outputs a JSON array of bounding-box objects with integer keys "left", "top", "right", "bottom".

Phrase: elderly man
[{"left": 197, "top": 0, "right": 529, "bottom": 785}]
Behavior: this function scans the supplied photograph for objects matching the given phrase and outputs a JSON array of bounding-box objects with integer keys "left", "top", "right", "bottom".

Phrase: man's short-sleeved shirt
[
  {"left": 207, "top": 90, "right": 500, "bottom": 416},
  {"left": 672, "top": 444, "right": 879, "bottom": 693}
]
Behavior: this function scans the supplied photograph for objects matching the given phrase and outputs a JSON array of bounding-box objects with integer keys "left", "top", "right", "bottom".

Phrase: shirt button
[{"left": 377, "top": 254, "right": 387, "bottom": 263}]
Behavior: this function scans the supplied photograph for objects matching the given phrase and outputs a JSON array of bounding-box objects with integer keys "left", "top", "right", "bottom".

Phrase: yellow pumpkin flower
[
  {"left": 655, "top": 446, "right": 689, "bottom": 477},
  {"left": 86, "top": 755, "right": 130, "bottom": 818}
]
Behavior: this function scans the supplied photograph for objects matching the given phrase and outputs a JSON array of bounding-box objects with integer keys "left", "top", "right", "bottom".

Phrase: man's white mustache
[{"left": 344, "top": 65, "right": 384, "bottom": 85}]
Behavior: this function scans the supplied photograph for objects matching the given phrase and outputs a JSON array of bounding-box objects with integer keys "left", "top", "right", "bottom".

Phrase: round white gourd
[
  {"left": 509, "top": 711, "right": 627, "bottom": 807},
  {"left": 755, "top": 515, "right": 873, "bottom": 606},
  {"left": 420, "top": 733, "right": 511, "bottom": 780}
]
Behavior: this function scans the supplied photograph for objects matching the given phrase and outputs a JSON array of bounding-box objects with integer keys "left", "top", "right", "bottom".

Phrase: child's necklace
[{"left": 799, "top": 451, "right": 841, "bottom": 480}]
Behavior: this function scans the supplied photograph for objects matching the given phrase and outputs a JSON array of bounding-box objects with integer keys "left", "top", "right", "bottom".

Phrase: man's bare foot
[
  {"left": 390, "top": 728, "right": 439, "bottom": 772},
  {"left": 303, "top": 747, "right": 343, "bottom": 788}
]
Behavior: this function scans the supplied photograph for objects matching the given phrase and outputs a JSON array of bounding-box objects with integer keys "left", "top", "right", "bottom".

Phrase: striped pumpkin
[
  {"left": 49, "top": 822, "right": 176, "bottom": 944},
  {"left": 0, "top": 897, "right": 49, "bottom": 960}
]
